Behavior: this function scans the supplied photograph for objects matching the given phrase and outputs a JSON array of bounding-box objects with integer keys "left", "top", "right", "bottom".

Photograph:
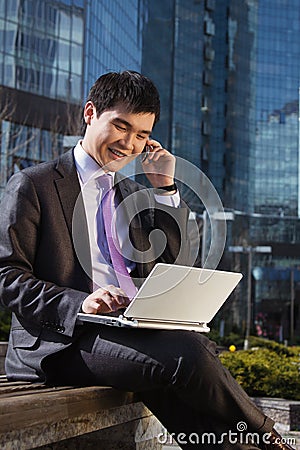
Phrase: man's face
[{"left": 82, "top": 102, "right": 155, "bottom": 172}]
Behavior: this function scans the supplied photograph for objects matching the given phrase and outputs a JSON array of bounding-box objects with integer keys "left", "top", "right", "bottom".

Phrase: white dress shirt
[{"left": 73, "top": 141, "right": 180, "bottom": 291}]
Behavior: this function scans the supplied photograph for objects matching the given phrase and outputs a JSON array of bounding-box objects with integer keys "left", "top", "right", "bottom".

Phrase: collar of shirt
[{"left": 73, "top": 140, "right": 115, "bottom": 186}]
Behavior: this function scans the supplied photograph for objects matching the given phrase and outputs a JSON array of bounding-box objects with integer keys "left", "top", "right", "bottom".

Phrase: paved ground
[
  {"left": 283, "top": 432, "right": 300, "bottom": 449},
  {"left": 161, "top": 431, "right": 300, "bottom": 449}
]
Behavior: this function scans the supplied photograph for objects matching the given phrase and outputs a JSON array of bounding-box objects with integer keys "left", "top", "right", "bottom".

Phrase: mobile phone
[{"left": 142, "top": 144, "right": 152, "bottom": 162}]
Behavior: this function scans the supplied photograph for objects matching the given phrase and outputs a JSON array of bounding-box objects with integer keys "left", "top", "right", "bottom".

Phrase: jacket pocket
[{"left": 11, "top": 327, "right": 40, "bottom": 350}]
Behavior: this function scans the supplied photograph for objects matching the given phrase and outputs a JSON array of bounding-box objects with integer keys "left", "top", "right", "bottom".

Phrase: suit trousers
[{"left": 43, "top": 324, "right": 274, "bottom": 449}]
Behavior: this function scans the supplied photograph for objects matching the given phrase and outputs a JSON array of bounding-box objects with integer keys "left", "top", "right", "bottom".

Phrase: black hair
[{"left": 81, "top": 70, "right": 160, "bottom": 134}]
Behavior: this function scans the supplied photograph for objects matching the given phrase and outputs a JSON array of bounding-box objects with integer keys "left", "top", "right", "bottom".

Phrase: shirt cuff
[{"left": 154, "top": 190, "right": 181, "bottom": 208}]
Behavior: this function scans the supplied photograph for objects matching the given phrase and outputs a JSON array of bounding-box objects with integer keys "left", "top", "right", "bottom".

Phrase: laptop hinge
[{"left": 124, "top": 316, "right": 206, "bottom": 327}]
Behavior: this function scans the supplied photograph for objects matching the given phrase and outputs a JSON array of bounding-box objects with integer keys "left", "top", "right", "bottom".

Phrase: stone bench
[
  {"left": 0, "top": 343, "right": 164, "bottom": 450},
  {"left": 0, "top": 342, "right": 6, "bottom": 375},
  {"left": 0, "top": 376, "right": 165, "bottom": 450},
  {"left": 253, "top": 397, "right": 300, "bottom": 433}
]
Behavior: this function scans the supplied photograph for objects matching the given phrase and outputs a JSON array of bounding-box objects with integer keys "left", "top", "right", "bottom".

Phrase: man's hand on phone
[{"left": 141, "top": 139, "right": 176, "bottom": 190}]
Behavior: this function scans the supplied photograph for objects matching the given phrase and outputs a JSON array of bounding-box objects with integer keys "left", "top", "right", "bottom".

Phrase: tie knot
[{"left": 96, "top": 174, "right": 113, "bottom": 192}]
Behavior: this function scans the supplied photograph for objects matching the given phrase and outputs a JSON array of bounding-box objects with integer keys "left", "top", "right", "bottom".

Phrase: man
[{"left": 0, "top": 71, "right": 293, "bottom": 449}]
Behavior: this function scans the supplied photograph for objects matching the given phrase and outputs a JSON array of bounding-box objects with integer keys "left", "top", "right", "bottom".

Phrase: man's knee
[
  {"left": 165, "top": 331, "right": 219, "bottom": 388},
  {"left": 176, "top": 331, "right": 219, "bottom": 360}
]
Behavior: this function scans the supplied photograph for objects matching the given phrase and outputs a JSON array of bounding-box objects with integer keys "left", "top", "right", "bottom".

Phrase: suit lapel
[
  {"left": 54, "top": 149, "right": 92, "bottom": 290},
  {"left": 54, "top": 149, "right": 81, "bottom": 235}
]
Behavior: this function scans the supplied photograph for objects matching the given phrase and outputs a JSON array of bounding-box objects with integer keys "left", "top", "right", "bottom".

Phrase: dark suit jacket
[{"left": 0, "top": 149, "right": 190, "bottom": 381}]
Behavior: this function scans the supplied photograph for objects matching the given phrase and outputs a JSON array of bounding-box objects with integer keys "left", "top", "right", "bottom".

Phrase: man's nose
[{"left": 119, "top": 134, "right": 134, "bottom": 151}]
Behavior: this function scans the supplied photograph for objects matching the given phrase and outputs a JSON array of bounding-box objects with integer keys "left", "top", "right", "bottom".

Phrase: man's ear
[{"left": 83, "top": 101, "right": 94, "bottom": 125}]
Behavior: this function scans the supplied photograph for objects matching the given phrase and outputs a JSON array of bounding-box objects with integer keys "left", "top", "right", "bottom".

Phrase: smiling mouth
[{"left": 109, "top": 148, "right": 126, "bottom": 158}]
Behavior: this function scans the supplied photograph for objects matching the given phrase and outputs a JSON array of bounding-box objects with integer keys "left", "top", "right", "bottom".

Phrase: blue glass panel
[
  {"left": 73, "top": 0, "right": 84, "bottom": 7},
  {"left": 0, "top": 1, "right": 6, "bottom": 18},
  {"left": 41, "top": 129, "right": 52, "bottom": 160},
  {"left": 70, "top": 73, "right": 81, "bottom": 100},
  {"left": 57, "top": 69, "right": 70, "bottom": 98},
  {"left": 3, "top": 55, "right": 15, "bottom": 87},
  {"left": 71, "top": 15, "right": 83, "bottom": 44},
  {"left": 71, "top": 43, "right": 82, "bottom": 74}
]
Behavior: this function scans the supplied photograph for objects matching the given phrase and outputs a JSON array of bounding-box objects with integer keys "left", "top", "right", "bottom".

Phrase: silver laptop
[{"left": 77, "top": 263, "right": 242, "bottom": 332}]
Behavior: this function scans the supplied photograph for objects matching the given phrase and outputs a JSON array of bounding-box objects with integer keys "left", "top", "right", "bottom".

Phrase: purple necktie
[{"left": 98, "top": 174, "right": 137, "bottom": 299}]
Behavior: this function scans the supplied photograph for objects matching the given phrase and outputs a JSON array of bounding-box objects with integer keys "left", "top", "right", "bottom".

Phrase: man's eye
[
  {"left": 115, "top": 124, "right": 126, "bottom": 131},
  {"left": 137, "top": 134, "right": 146, "bottom": 140}
]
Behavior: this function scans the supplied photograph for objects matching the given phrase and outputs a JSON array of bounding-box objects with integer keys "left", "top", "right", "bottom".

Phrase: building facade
[
  {"left": 0, "top": 0, "right": 299, "bottom": 340},
  {"left": 0, "top": 0, "right": 144, "bottom": 196},
  {"left": 141, "top": 0, "right": 209, "bottom": 212},
  {"left": 144, "top": 0, "right": 300, "bottom": 340},
  {"left": 0, "top": 0, "right": 84, "bottom": 194},
  {"left": 211, "top": 0, "right": 300, "bottom": 340},
  {"left": 83, "top": 0, "right": 144, "bottom": 98}
]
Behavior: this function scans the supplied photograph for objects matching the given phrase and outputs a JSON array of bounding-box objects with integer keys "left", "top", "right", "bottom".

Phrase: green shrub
[
  {"left": 246, "top": 336, "right": 299, "bottom": 356},
  {"left": 218, "top": 332, "right": 245, "bottom": 349},
  {"left": 208, "top": 329, "right": 245, "bottom": 348},
  {"left": 209, "top": 331, "right": 300, "bottom": 354},
  {"left": 220, "top": 346, "right": 300, "bottom": 400}
]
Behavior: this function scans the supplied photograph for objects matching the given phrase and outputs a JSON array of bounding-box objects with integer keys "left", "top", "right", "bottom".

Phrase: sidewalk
[
  {"left": 161, "top": 431, "right": 300, "bottom": 449},
  {"left": 281, "top": 431, "right": 300, "bottom": 450}
]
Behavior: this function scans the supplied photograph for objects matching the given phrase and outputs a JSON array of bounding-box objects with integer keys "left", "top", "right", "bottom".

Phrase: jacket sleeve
[{"left": 0, "top": 171, "right": 88, "bottom": 338}]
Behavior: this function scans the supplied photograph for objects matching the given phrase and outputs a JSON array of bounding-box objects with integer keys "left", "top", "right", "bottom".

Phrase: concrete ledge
[
  {"left": 0, "top": 378, "right": 163, "bottom": 450},
  {"left": 253, "top": 397, "right": 300, "bottom": 432},
  {"left": 34, "top": 414, "right": 163, "bottom": 450},
  {"left": 0, "top": 343, "right": 164, "bottom": 449},
  {"left": 3, "top": 402, "right": 163, "bottom": 450},
  {"left": 0, "top": 342, "right": 7, "bottom": 375}
]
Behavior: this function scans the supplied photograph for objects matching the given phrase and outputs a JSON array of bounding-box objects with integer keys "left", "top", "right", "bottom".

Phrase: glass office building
[
  {"left": 83, "top": 0, "right": 143, "bottom": 99},
  {"left": 142, "top": 0, "right": 300, "bottom": 338},
  {"left": 211, "top": 0, "right": 300, "bottom": 219},
  {"left": 142, "top": 0, "right": 209, "bottom": 212},
  {"left": 0, "top": 0, "right": 144, "bottom": 196},
  {"left": 210, "top": 0, "right": 300, "bottom": 338},
  {"left": 142, "top": 0, "right": 204, "bottom": 168},
  {"left": 209, "top": 0, "right": 258, "bottom": 213},
  {"left": 0, "top": 0, "right": 84, "bottom": 102},
  {"left": 253, "top": 0, "right": 300, "bottom": 217},
  {"left": 0, "top": 0, "right": 85, "bottom": 194}
]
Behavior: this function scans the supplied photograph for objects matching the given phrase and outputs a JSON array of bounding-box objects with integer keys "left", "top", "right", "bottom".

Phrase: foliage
[
  {"left": 208, "top": 330, "right": 300, "bottom": 352},
  {"left": 219, "top": 343, "right": 300, "bottom": 400},
  {"left": 246, "top": 336, "right": 299, "bottom": 356},
  {"left": 208, "top": 329, "right": 245, "bottom": 348},
  {"left": 0, "top": 308, "right": 11, "bottom": 341}
]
